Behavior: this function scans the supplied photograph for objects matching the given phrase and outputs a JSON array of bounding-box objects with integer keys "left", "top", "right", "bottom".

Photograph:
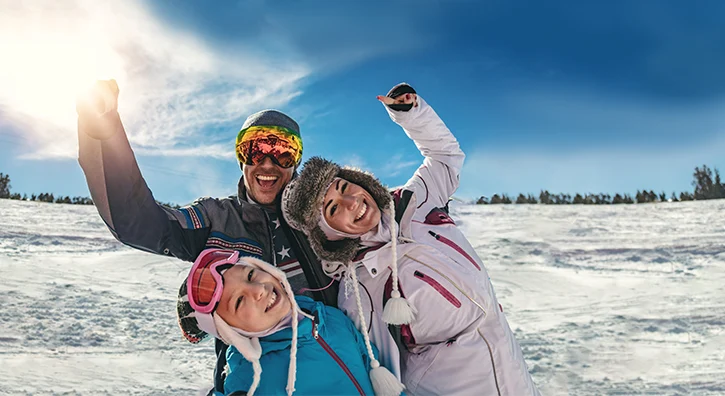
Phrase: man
[{"left": 76, "top": 80, "right": 335, "bottom": 393}]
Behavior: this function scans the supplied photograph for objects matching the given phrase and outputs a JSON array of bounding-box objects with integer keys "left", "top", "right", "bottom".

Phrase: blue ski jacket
[{"left": 220, "top": 296, "right": 378, "bottom": 396}]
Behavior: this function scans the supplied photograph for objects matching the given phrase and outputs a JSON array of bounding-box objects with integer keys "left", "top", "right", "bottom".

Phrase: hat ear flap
[{"left": 177, "top": 280, "right": 208, "bottom": 343}]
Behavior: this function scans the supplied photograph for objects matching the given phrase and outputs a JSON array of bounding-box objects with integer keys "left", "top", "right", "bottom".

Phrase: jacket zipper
[
  {"left": 428, "top": 231, "right": 481, "bottom": 270},
  {"left": 413, "top": 270, "right": 461, "bottom": 308},
  {"left": 478, "top": 329, "right": 502, "bottom": 396},
  {"left": 404, "top": 254, "right": 486, "bottom": 315},
  {"left": 313, "top": 321, "right": 366, "bottom": 396}
]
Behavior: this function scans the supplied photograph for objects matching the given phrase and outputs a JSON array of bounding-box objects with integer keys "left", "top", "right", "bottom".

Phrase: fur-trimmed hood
[{"left": 281, "top": 156, "right": 391, "bottom": 268}]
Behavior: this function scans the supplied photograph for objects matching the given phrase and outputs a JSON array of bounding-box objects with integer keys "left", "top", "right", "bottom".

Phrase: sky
[{"left": 1, "top": 0, "right": 724, "bottom": 205}]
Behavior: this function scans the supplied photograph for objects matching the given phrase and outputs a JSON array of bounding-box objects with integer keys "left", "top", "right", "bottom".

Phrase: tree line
[
  {"left": 0, "top": 172, "right": 179, "bottom": 208},
  {"left": 2, "top": 165, "right": 723, "bottom": 207},
  {"left": 477, "top": 165, "right": 724, "bottom": 204}
]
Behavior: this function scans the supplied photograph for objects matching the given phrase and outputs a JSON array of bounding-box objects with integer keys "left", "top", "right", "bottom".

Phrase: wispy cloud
[
  {"left": 344, "top": 154, "right": 369, "bottom": 171},
  {"left": 378, "top": 153, "right": 420, "bottom": 177},
  {"left": 0, "top": 0, "right": 310, "bottom": 160}
]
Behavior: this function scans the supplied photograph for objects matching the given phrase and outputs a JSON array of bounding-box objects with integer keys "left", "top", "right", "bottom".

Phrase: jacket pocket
[
  {"left": 414, "top": 270, "right": 461, "bottom": 308},
  {"left": 427, "top": 230, "right": 481, "bottom": 271}
]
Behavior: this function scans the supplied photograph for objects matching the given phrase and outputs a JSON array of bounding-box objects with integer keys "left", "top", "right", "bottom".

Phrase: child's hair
[{"left": 177, "top": 281, "right": 206, "bottom": 343}]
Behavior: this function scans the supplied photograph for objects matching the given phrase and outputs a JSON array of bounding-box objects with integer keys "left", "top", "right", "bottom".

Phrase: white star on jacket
[
  {"left": 277, "top": 246, "right": 290, "bottom": 260},
  {"left": 272, "top": 219, "right": 281, "bottom": 229}
]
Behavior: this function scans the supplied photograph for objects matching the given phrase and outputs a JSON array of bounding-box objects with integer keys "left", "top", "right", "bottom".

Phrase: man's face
[{"left": 243, "top": 156, "right": 295, "bottom": 206}]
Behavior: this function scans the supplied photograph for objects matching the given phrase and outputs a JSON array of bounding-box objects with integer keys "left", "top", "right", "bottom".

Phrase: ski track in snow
[{"left": 1, "top": 199, "right": 724, "bottom": 395}]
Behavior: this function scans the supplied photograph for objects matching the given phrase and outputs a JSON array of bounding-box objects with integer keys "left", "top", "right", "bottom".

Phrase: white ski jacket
[{"left": 338, "top": 97, "right": 541, "bottom": 395}]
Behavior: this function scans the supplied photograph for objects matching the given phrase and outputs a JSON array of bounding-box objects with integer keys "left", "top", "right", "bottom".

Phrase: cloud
[
  {"left": 378, "top": 153, "right": 420, "bottom": 177},
  {"left": 0, "top": 0, "right": 310, "bottom": 160},
  {"left": 344, "top": 154, "right": 368, "bottom": 171}
]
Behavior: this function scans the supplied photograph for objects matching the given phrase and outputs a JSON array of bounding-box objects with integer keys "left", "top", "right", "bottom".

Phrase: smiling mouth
[
  {"left": 265, "top": 289, "right": 279, "bottom": 312},
  {"left": 256, "top": 175, "right": 279, "bottom": 189},
  {"left": 354, "top": 201, "right": 367, "bottom": 221}
]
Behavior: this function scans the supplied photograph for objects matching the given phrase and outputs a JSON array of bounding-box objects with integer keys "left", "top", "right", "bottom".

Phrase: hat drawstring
[
  {"left": 381, "top": 201, "right": 417, "bottom": 325},
  {"left": 286, "top": 307, "right": 299, "bottom": 396},
  {"left": 349, "top": 263, "right": 405, "bottom": 396},
  {"left": 214, "top": 314, "right": 263, "bottom": 395}
]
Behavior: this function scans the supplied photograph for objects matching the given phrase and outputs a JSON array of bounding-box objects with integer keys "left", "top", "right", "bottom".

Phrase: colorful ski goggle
[
  {"left": 187, "top": 249, "right": 240, "bottom": 314},
  {"left": 235, "top": 126, "right": 303, "bottom": 168}
]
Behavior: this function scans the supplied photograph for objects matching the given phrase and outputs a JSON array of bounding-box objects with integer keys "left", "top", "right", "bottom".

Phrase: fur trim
[{"left": 282, "top": 156, "right": 391, "bottom": 266}]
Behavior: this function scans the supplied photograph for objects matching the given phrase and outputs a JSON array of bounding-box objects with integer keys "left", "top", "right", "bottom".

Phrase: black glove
[{"left": 386, "top": 83, "right": 417, "bottom": 112}]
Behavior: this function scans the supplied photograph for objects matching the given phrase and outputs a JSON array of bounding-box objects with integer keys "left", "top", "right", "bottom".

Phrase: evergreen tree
[
  {"left": 476, "top": 196, "right": 489, "bottom": 205},
  {"left": 539, "top": 190, "right": 552, "bottom": 204},
  {"left": 679, "top": 191, "right": 694, "bottom": 201},
  {"left": 636, "top": 190, "right": 645, "bottom": 203},
  {"left": 0, "top": 173, "right": 10, "bottom": 199},
  {"left": 648, "top": 190, "right": 657, "bottom": 202},
  {"left": 715, "top": 169, "right": 725, "bottom": 199},
  {"left": 693, "top": 165, "right": 715, "bottom": 200},
  {"left": 516, "top": 194, "right": 528, "bottom": 204}
]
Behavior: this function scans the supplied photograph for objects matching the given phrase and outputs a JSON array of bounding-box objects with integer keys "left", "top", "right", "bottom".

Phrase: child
[{"left": 177, "top": 249, "right": 399, "bottom": 396}]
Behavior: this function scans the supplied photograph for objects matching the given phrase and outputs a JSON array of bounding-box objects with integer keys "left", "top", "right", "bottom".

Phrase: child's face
[{"left": 216, "top": 265, "right": 292, "bottom": 332}]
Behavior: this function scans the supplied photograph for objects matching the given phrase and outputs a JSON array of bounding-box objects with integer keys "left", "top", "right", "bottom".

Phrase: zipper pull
[{"left": 428, "top": 230, "right": 440, "bottom": 240}]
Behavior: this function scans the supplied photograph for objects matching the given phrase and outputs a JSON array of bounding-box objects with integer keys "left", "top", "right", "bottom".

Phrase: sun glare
[{"left": 0, "top": 25, "right": 124, "bottom": 130}]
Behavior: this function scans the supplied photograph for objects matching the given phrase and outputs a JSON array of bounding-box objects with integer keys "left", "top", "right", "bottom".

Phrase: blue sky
[{"left": 1, "top": 0, "right": 724, "bottom": 204}]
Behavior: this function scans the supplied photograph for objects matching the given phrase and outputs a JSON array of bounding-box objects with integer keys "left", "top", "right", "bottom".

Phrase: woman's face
[
  {"left": 216, "top": 264, "right": 291, "bottom": 332},
  {"left": 322, "top": 178, "right": 381, "bottom": 236}
]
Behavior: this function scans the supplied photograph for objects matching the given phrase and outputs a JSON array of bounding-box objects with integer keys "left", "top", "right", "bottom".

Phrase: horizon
[{"left": 1, "top": 1, "right": 724, "bottom": 204}]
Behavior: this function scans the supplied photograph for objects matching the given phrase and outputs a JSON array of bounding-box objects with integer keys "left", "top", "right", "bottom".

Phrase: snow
[{"left": 1, "top": 199, "right": 724, "bottom": 395}]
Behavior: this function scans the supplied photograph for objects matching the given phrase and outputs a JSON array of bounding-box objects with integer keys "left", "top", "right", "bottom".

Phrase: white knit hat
[{"left": 177, "top": 252, "right": 312, "bottom": 396}]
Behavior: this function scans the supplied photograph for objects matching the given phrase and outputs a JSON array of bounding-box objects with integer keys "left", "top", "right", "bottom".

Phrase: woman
[{"left": 282, "top": 83, "right": 541, "bottom": 395}]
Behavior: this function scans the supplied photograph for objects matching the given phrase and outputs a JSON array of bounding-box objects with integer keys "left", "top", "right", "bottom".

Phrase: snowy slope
[{"left": 1, "top": 199, "right": 724, "bottom": 395}]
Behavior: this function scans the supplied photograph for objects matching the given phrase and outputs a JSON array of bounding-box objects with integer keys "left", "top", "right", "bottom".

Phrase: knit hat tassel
[
  {"left": 349, "top": 262, "right": 405, "bottom": 395},
  {"left": 381, "top": 201, "right": 416, "bottom": 325},
  {"left": 370, "top": 359, "right": 406, "bottom": 396}
]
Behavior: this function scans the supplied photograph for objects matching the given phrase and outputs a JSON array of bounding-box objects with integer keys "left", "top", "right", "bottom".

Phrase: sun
[{"left": 0, "top": 24, "right": 125, "bottom": 132}]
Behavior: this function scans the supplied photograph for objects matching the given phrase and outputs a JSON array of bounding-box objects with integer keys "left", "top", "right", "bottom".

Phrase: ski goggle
[
  {"left": 235, "top": 126, "right": 303, "bottom": 168},
  {"left": 187, "top": 249, "right": 240, "bottom": 314}
]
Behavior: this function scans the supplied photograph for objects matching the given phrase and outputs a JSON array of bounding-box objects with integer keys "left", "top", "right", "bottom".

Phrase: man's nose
[{"left": 258, "top": 156, "right": 275, "bottom": 167}]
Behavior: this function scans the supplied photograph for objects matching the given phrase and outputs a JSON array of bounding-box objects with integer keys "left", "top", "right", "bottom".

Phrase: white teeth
[
  {"left": 267, "top": 290, "right": 277, "bottom": 310},
  {"left": 355, "top": 203, "right": 367, "bottom": 220},
  {"left": 257, "top": 175, "right": 278, "bottom": 181}
]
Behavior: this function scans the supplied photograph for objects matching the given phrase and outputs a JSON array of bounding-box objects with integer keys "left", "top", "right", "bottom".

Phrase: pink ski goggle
[{"left": 187, "top": 249, "right": 240, "bottom": 314}]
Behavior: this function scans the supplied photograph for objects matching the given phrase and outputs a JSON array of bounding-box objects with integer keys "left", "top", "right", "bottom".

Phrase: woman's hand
[{"left": 376, "top": 92, "right": 418, "bottom": 108}]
